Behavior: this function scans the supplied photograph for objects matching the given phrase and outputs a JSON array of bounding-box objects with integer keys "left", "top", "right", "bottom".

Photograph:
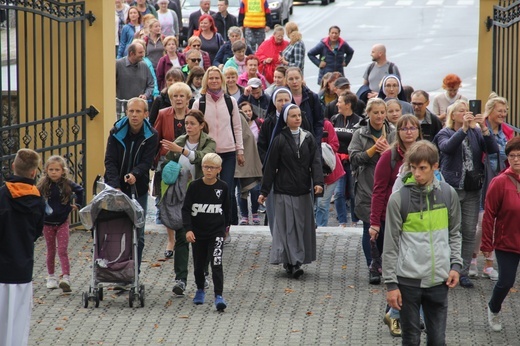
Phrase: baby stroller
[{"left": 79, "top": 180, "right": 146, "bottom": 308}]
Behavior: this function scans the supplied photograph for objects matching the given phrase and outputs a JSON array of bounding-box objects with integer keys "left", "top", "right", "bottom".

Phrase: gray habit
[{"left": 269, "top": 193, "right": 316, "bottom": 266}]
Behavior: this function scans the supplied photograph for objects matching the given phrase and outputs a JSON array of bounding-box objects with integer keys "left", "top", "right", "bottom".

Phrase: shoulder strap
[
  {"left": 224, "top": 94, "right": 236, "bottom": 144},
  {"left": 507, "top": 175, "right": 520, "bottom": 193},
  {"left": 367, "top": 62, "right": 376, "bottom": 76},
  {"left": 390, "top": 147, "right": 398, "bottom": 171},
  {"left": 399, "top": 181, "right": 452, "bottom": 223},
  {"left": 388, "top": 62, "right": 395, "bottom": 75},
  {"left": 198, "top": 94, "right": 206, "bottom": 114}
]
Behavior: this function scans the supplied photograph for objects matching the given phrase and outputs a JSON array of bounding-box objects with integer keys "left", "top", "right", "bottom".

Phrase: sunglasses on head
[{"left": 190, "top": 58, "right": 202, "bottom": 62}]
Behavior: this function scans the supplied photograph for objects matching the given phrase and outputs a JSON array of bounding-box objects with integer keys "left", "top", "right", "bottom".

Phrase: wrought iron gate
[
  {"left": 487, "top": 0, "right": 520, "bottom": 127},
  {"left": 0, "top": 0, "right": 96, "bottom": 223}
]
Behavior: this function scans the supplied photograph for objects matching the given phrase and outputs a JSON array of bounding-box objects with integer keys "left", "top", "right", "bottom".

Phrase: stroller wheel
[
  {"left": 98, "top": 287, "right": 104, "bottom": 301},
  {"left": 82, "top": 292, "right": 89, "bottom": 308},
  {"left": 129, "top": 288, "right": 134, "bottom": 308},
  {"left": 139, "top": 285, "right": 145, "bottom": 308},
  {"left": 94, "top": 289, "right": 100, "bottom": 308}
]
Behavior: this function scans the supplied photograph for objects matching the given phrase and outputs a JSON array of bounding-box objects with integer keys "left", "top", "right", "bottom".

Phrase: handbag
[
  {"left": 161, "top": 160, "right": 181, "bottom": 185},
  {"left": 464, "top": 170, "right": 484, "bottom": 191}
]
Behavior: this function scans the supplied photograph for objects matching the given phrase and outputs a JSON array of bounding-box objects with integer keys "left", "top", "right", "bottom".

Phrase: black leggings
[{"left": 192, "top": 235, "right": 224, "bottom": 296}]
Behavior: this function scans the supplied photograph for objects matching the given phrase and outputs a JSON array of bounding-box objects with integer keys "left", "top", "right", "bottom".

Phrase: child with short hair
[
  {"left": 0, "top": 149, "right": 45, "bottom": 346},
  {"left": 182, "top": 153, "right": 230, "bottom": 311},
  {"left": 383, "top": 140, "right": 462, "bottom": 344},
  {"left": 37, "top": 155, "right": 84, "bottom": 292}
]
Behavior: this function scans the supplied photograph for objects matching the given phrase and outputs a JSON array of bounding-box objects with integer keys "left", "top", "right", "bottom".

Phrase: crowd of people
[{"left": 1, "top": 1, "right": 518, "bottom": 345}]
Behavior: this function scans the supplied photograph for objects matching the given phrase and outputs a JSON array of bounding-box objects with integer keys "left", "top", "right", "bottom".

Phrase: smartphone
[{"left": 469, "top": 100, "right": 481, "bottom": 115}]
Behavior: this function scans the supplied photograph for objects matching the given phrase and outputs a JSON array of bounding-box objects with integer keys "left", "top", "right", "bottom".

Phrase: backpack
[
  {"left": 321, "top": 142, "right": 336, "bottom": 176},
  {"left": 366, "top": 61, "right": 396, "bottom": 77},
  {"left": 398, "top": 180, "right": 452, "bottom": 223},
  {"left": 196, "top": 93, "right": 236, "bottom": 143},
  {"left": 158, "top": 170, "right": 188, "bottom": 230}
]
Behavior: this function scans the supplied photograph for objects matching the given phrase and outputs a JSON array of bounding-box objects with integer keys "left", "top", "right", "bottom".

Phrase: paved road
[{"left": 29, "top": 226, "right": 520, "bottom": 345}]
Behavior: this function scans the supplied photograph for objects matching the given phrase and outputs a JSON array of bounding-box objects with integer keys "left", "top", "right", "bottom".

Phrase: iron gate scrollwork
[
  {"left": 0, "top": 0, "right": 95, "bottom": 224},
  {"left": 487, "top": 0, "right": 520, "bottom": 128}
]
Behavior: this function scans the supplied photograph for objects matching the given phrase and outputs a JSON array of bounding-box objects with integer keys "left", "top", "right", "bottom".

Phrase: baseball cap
[
  {"left": 247, "top": 78, "right": 262, "bottom": 88},
  {"left": 334, "top": 77, "right": 350, "bottom": 88}
]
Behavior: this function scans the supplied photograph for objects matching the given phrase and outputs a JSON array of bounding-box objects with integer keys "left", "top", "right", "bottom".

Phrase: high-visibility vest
[{"left": 243, "top": 0, "right": 267, "bottom": 29}]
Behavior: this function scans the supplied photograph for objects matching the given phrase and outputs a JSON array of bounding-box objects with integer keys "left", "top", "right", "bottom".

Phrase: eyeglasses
[
  {"left": 202, "top": 165, "right": 220, "bottom": 171},
  {"left": 399, "top": 127, "right": 418, "bottom": 132},
  {"left": 411, "top": 102, "right": 425, "bottom": 107},
  {"left": 508, "top": 154, "right": 520, "bottom": 160},
  {"left": 190, "top": 58, "right": 202, "bottom": 62},
  {"left": 191, "top": 44, "right": 201, "bottom": 48},
  {"left": 385, "top": 84, "right": 399, "bottom": 89}
]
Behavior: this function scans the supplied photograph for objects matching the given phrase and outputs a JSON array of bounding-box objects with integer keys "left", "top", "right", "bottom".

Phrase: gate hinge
[
  {"left": 486, "top": 16, "right": 493, "bottom": 32},
  {"left": 86, "top": 105, "right": 99, "bottom": 120},
  {"left": 86, "top": 11, "right": 96, "bottom": 26}
]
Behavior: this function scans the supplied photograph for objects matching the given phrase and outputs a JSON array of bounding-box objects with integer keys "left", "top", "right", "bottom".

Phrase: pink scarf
[{"left": 206, "top": 89, "right": 223, "bottom": 102}]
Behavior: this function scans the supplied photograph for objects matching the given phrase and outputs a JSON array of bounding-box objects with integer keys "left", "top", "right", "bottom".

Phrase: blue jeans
[
  {"left": 237, "top": 181, "right": 260, "bottom": 217},
  {"left": 334, "top": 175, "right": 348, "bottom": 225},
  {"left": 456, "top": 189, "right": 481, "bottom": 276},
  {"left": 218, "top": 151, "right": 236, "bottom": 203},
  {"left": 399, "top": 283, "right": 448, "bottom": 346},
  {"left": 135, "top": 193, "right": 148, "bottom": 273},
  {"left": 489, "top": 250, "right": 520, "bottom": 313},
  {"left": 316, "top": 180, "right": 339, "bottom": 226}
]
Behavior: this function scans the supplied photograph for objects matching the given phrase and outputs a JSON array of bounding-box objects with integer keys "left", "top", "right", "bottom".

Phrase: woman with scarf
[
  {"left": 255, "top": 25, "right": 289, "bottom": 84},
  {"left": 307, "top": 25, "right": 354, "bottom": 85},
  {"left": 258, "top": 103, "right": 323, "bottom": 279},
  {"left": 191, "top": 67, "right": 245, "bottom": 243}
]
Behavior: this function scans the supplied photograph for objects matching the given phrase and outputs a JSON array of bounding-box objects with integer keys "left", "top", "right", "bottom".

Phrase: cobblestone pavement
[{"left": 29, "top": 225, "right": 520, "bottom": 345}]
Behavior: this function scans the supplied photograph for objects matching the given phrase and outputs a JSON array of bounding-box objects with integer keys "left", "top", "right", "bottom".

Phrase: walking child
[
  {"left": 37, "top": 155, "right": 84, "bottom": 293},
  {"left": 383, "top": 140, "right": 462, "bottom": 344},
  {"left": 0, "top": 149, "right": 45, "bottom": 346},
  {"left": 182, "top": 153, "right": 230, "bottom": 311}
]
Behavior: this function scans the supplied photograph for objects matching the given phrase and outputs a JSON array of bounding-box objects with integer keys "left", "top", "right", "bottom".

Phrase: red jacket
[
  {"left": 481, "top": 168, "right": 520, "bottom": 254},
  {"left": 156, "top": 53, "right": 187, "bottom": 91},
  {"left": 154, "top": 107, "right": 182, "bottom": 164},
  {"left": 322, "top": 119, "right": 345, "bottom": 184},
  {"left": 255, "top": 36, "right": 289, "bottom": 84},
  {"left": 370, "top": 146, "right": 404, "bottom": 227}
]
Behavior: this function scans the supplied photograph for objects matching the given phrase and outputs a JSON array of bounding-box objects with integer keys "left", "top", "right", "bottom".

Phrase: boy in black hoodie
[{"left": 0, "top": 148, "right": 45, "bottom": 346}]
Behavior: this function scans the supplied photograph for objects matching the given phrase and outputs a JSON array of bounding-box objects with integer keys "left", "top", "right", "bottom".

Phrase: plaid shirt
[{"left": 282, "top": 40, "right": 305, "bottom": 71}]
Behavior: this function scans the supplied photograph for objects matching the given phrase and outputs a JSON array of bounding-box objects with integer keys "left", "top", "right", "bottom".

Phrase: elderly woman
[
  {"left": 481, "top": 136, "right": 520, "bottom": 332},
  {"left": 197, "top": 14, "right": 225, "bottom": 63},
  {"left": 192, "top": 67, "right": 245, "bottom": 243},
  {"left": 156, "top": 36, "right": 186, "bottom": 90},
  {"left": 376, "top": 74, "right": 414, "bottom": 115},
  {"left": 434, "top": 99, "right": 498, "bottom": 289},
  {"left": 307, "top": 25, "right": 354, "bottom": 85},
  {"left": 149, "top": 67, "right": 185, "bottom": 126},
  {"left": 348, "top": 98, "right": 395, "bottom": 284},
  {"left": 255, "top": 25, "right": 289, "bottom": 84},
  {"left": 280, "top": 21, "right": 305, "bottom": 72},
  {"left": 213, "top": 26, "right": 253, "bottom": 69},
  {"left": 154, "top": 82, "right": 192, "bottom": 257},
  {"left": 432, "top": 73, "right": 468, "bottom": 123},
  {"left": 471, "top": 93, "right": 514, "bottom": 282}
]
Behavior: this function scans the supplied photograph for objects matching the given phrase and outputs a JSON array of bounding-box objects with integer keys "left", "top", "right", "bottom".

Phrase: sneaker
[
  {"left": 239, "top": 216, "right": 249, "bottom": 225},
  {"left": 459, "top": 276, "right": 474, "bottom": 288},
  {"left": 172, "top": 280, "right": 186, "bottom": 296},
  {"left": 258, "top": 204, "right": 266, "bottom": 213},
  {"left": 469, "top": 260, "right": 478, "bottom": 278},
  {"left": 204, "top": 272, "right": 210, "bottom": 290},
  {"left": 383, "top": 312, "right": 402, "bottom": 337},
  {"left": 46, "top": 276, "right": 58, "bottom": 289},
  {"left": 193, "top": 289, "right": 205, "bottom": 305},
  {"left": 215, "top": 295, "right": 227, "bottom": 311},
  {"left": 483, "top": 267, "right": 499, "bottom": 281},
  {"left": 369, "top": 272, "right": 381, "bottom": 285},
  {"left": 487, "top": 306, "right": 502, "bottom": 331},
  {"left": 252, "top": 214, "right": 261, "bottom": 225},
  {"left": 59, "top": 277, "right": 72, "bottom": 292}
]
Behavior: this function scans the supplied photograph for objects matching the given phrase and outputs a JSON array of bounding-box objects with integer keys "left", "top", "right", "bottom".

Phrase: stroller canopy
[{"left": 80, "top": 183, "right": 145, "bottom": 229}]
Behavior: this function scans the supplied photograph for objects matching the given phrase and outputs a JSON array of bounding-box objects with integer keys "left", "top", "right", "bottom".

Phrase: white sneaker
[
  {"left": 488, "top": 306, "right": 502, "bottom": 331},
  {"left": 483, "top": 267, "right": 499, "bottom": 281},
  {"left": 469, "top": 260, "right": 478, "bottom": 278},
  {"left": 46, "top": 276, "right": 58, "bottom": 289},
  {"left": 59, "top": 277, "right": 72, "bottom": 292}
]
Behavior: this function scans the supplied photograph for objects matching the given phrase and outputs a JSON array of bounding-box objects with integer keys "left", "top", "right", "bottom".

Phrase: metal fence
[
  {"left": 0, "top": 0, "right": 96, "bottom": 223},
  {"left": 487, "top": 0, "right": 520, "bottom": 127}
]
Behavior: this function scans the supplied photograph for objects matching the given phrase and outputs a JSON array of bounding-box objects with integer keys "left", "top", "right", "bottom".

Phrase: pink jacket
[
  {"left": 192, "top": 94, "right": 244, "bottom": 154},
  {"left": 322, "top": 120, "right": 345, "bottom": 184},
  {"left": 237, "top": 71, "right": 268, "bottom": 89}
]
